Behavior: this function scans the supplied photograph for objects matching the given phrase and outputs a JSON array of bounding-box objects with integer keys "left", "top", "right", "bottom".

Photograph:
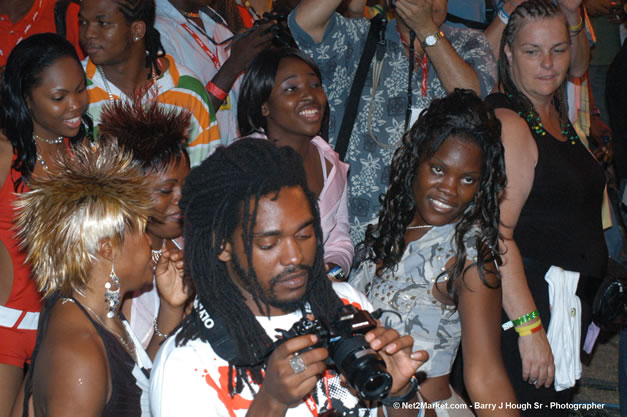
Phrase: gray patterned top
[
  {"left": 288, "top": 11, "right": 497, "bottom": 243},
  {"left": 349, "top": 223, "right": 479, "bottom": 378}
]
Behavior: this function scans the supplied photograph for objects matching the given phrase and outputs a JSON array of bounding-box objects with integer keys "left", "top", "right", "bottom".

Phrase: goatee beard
[{"left": 231, "top": 253, "right": 312, "bottom": 314}]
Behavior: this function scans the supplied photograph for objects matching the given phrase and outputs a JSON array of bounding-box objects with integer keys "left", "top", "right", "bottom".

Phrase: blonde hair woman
[{"left": 16, "top": 142, "right": 181, "bottom": 416}]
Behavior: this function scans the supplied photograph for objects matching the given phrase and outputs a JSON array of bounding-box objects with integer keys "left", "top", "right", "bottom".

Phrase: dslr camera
[
  {"left": 276, "top": 305, "right": 393, "bottom": 401},
  {"left": 255, "top": 10, "right": 296, "bottom": 48}
]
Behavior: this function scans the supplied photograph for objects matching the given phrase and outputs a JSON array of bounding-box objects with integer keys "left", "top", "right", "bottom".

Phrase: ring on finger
[{"left": 289, "top": 352, "right": 306, "bottom": 374}]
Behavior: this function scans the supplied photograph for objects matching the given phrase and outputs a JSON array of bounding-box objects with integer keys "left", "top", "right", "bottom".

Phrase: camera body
[
  {"left": 276, "top": 305, "right": 393, "bottom": 401},
  {"left": 256, "top": 11, "right": 295, "bottom": 48}
]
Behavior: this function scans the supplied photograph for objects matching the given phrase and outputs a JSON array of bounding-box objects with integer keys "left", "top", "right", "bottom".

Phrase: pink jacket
[{"left": 311, "top": 137, "right": 354, "bottom": 274}]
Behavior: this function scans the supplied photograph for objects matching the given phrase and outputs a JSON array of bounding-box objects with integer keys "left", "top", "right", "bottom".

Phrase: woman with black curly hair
[{"left": 350, "top": 89, "right": 518, "bottom": 416}]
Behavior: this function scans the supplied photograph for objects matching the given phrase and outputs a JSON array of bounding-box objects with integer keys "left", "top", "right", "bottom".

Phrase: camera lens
[{"left": 329, "top": 335, "right": 393, "bottom": 401}]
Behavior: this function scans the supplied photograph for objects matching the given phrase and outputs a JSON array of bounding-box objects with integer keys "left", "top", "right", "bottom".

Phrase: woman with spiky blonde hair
[{"left": 15, "top": 141, "right": 179, "bottom": 416}]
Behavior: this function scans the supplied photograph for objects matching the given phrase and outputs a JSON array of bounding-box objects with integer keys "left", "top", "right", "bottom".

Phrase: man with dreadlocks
[
  {"left": 150, "top": 138, "right": 427, "bottom": 417},
  {"left": 79, "top": 0, "right": 221, "bottom": 167}
]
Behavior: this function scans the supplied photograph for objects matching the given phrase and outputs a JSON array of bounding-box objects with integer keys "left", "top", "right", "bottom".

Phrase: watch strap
[{"left": 421, "top": 31, "right": 444, "bottom": 48}]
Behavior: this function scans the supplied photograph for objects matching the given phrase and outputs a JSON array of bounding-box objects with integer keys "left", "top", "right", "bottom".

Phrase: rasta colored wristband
[
  {"left": 502, "top": 309, "right": 539, "bottom": 331},
  {"left": 515, "top": 318, "right": 542, "bottom": 335},
  {"left": 517, "top": 321, "right": 543, "bottom": 336},
  {"left": 206, "top": 81, "right": 228, "bottom": 101}
]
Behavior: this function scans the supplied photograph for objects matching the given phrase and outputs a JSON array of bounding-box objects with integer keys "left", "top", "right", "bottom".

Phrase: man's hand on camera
[
  {"left": 254, "top": 334, "right": 328, "bottom": 414},
  {"left": 364, "top": 326, "right": 428, "bottom": 396}
]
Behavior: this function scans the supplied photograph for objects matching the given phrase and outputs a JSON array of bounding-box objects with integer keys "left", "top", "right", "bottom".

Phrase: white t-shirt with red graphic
[{"left": 150, "top": 283, "right": 378, "bottom": 417}]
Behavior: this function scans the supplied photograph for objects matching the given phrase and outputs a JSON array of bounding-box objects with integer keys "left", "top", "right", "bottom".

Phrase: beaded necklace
[{"left": 518, "top": 110, "right": 579, "bottom": 145}]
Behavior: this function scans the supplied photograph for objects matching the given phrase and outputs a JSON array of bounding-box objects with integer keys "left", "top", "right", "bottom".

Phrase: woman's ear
[
  {"left": 504, "top": 43, "right": 512, "bottom": 64},
  {"left": 217, "top": 241, "right": 233, "bottom": 263},
  {"left": 97, "top": 237, "right": 115, "bottom": 262},
  {"left": 261, "top": 102, "right": 270, "bottom": 117}
]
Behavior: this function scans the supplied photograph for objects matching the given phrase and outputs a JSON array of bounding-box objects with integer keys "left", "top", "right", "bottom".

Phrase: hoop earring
[{"left": 104, "top": 264, "right": 120, "bottom": 318}]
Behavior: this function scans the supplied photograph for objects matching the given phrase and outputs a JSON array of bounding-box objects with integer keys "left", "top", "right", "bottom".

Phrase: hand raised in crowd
[
  {"left": 394, "top": 0, "right": 439, "bottom": 35},
  {"left": 227, "top": 21, "right": 275, "bottom": 74},
  {"left": 557, "top": 0, "right": 584, "bottom": 14},
  {"left": 518, "top": 329, "right": 555, "bottom": 388}
]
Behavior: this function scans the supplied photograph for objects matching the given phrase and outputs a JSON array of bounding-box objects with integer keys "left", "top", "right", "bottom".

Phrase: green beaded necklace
[{"left": 517, "top": 110, "right": 579, "bottom": 145}]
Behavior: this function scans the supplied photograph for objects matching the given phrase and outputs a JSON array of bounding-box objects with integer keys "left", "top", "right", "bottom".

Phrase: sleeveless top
[
  {"left": 486, "top": 93, "right": 607, "bottom": 278},
  {"left": 0, "top": 160, "right": 40, "bottom": 312},
  {"left": 25, "top": 294, "right": 152, "bottom": 416},
  {"left": 350, "top": 223, "right": 479, "bottom": 377}
]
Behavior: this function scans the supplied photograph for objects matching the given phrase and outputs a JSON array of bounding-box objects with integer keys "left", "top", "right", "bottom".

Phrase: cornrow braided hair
[
  {"left": 176, "top": 138, "right": 344, "bottom": 395},
  {"left": 115, "top": 0, "right": 165, "bottom": 76},
  {"left": 360, "top": 89, "right": 507, "bottom": 303},
  {"left": 498, "top": 0, "right": 569, "bottom": 126}
]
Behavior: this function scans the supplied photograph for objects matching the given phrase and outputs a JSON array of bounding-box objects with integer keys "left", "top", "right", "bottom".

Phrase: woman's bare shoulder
[{"left": 34, "top": 300, "right": 109, "bottom": 416}]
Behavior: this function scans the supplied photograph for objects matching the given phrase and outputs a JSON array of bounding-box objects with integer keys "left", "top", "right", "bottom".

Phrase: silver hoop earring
[{"left": 104, "top": 264, "right": 120, "bottom": 318}]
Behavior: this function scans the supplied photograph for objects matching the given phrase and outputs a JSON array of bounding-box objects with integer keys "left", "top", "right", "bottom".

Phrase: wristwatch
[{"left": 421, "top": 31, "right": 444, "bottom": 48}]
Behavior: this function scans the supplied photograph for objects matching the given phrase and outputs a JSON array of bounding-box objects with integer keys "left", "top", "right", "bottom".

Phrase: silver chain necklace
[
  {"left": 63, "top": 298, "right": 137, "bottom": 361},
  {"left": 406, "top": 224, "right": 433, "bottom": 230},
  {"left": 33, "top": 134, "right": 64, "bottom": 144},
  {"left": 97, "top": 65, "right": 116, "bottom": 103}
]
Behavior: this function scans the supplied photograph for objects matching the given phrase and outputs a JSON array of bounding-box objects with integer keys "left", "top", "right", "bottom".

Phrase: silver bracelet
[{"left": 153, "top": 318, "right": 168, "bottom": 339}]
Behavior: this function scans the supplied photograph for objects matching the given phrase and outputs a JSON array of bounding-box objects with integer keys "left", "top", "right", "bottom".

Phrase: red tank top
[{"left": 0, "top": 157, "right": 41, "bottom": 312}]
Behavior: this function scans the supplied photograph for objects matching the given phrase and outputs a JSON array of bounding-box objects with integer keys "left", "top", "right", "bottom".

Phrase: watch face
[{"left": 426, "top": 35, "right": 436, "bottom": 46}]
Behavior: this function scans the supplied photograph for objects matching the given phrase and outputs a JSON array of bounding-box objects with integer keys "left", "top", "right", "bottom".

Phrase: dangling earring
[{"left": 104, "top": 264, "right": 120, "bottom": 318}]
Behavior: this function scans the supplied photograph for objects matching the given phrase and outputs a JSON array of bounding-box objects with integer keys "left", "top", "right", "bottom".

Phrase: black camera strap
[
  {"left": 445, "top": 13, "right": 489, "bottom": 30},
  {"left": 335, "top": 14, "right": 386, "bottom": 161}
]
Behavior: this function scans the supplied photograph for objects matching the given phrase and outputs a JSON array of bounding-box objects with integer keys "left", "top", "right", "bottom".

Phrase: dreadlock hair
[
  {"left": 361, "top": 89, "right": 507, "bottom": 302},
  {"left": 498, "top": 0, "right": 569, "bottom": 127},
  {"left": 97, "top": 97, "right": 191, "bottom": 174},
  {"left": 238, "top": 47, "right": 324, "bottom": 136},
  {"left": 14, "top": 141, "right": 152, "bottom": 299},
  {"left": 114, "top": 0, "right": 165, "bottom": 76},
  {"left": 0, "top": 33, "right": 92, "bottom": 192},
  {"left": 176, "top": 138, "right": 344, "bottom": 395}
]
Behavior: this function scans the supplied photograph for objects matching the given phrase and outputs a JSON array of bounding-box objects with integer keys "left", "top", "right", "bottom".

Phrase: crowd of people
[{"left": 0, "top": 0, "right": 622, "bottom": 416}]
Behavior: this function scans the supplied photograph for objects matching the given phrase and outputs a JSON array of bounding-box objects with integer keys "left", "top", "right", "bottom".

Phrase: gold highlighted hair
[{"left": 14, "top": 141, "right": 153, "bottom": 298}]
